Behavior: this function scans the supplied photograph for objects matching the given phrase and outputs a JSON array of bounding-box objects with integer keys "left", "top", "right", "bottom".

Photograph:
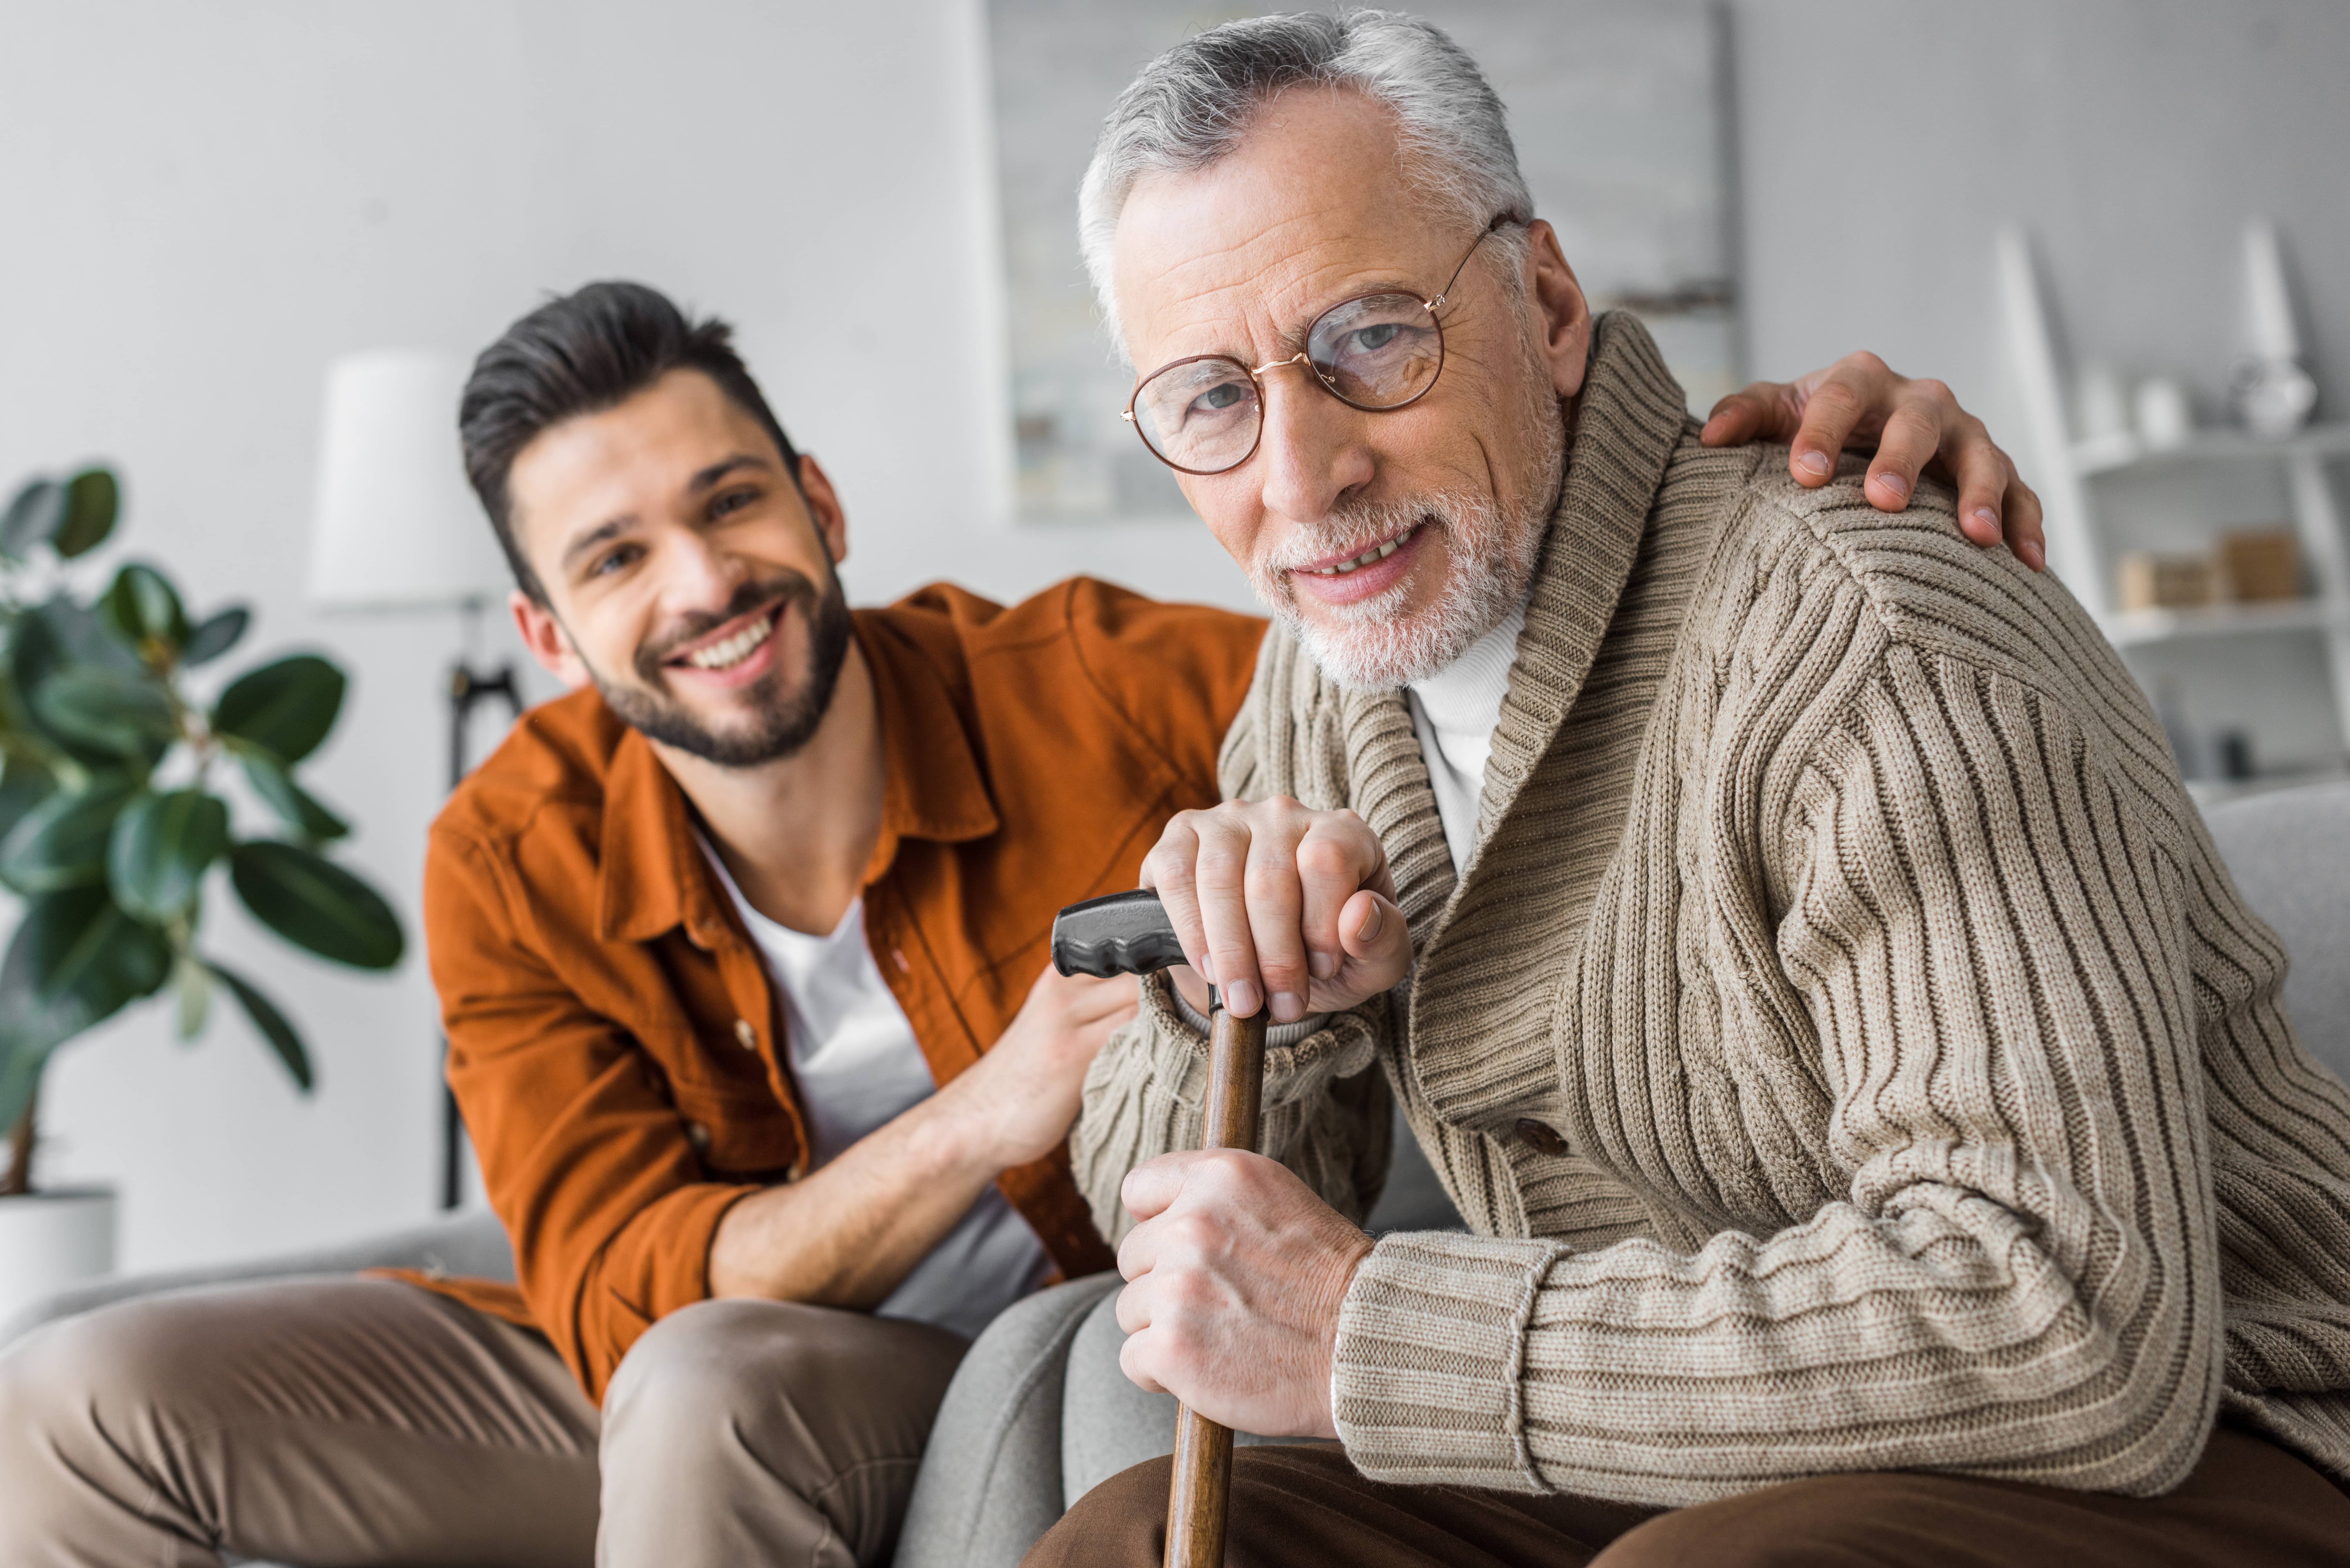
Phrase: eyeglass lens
[{"left": 1127, "top": 289, "right": 1443, "bottom": 475}]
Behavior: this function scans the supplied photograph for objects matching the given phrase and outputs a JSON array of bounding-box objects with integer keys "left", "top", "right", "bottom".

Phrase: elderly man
[{"left": 1031, "top": 12, "right": 2350, "bottom": 1567}]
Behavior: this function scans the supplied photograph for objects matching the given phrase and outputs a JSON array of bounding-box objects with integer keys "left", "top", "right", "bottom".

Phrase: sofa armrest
[{"left": 0, "top": 1208, "right": 513, "bottom": 1348}]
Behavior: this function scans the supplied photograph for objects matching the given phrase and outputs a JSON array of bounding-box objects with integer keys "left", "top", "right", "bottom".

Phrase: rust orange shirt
[{"left": 405, "top": 578, "right": 1263, "bottom": 1400}]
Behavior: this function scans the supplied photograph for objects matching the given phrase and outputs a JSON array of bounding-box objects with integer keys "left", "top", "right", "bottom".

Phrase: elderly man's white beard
[
  {"left": 1253, "top": 490, "right": 1534, "bottom": 689},
  {"left": 1251, "top": 365, "right": 1567, "bottom": 691}
]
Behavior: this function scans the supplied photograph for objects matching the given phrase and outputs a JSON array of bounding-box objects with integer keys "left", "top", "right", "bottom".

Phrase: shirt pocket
[{"left": 667, "top": 1079, "right": 802, "bottom": 1182}]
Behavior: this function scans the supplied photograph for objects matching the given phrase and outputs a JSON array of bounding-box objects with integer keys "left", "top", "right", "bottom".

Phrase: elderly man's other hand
[
  {"left": 1115, "top": 1149, "right": 1374, "bottom": 1439},
  {"left": 1139, "top": 796, "right": 1410, "bottom": 1025},
  {"left": 1701, "top": 352, "right": 2048, "bottom": 572}
]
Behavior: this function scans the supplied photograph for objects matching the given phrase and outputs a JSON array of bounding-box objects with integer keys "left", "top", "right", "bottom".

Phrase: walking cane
[{"left": 1052, "top": 889, "right": 1269, "bottom": 1568}]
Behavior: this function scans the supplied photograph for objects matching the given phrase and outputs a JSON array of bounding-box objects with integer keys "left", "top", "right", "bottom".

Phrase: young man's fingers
[
  {"left": 1861, "top": 396, "right": 1946, "bottom": 512},
  {"left": 1788, "top": 371, "right": 1874, "bottom": 485},
  {"left": 1700, "top": 386, "right": 1777, "bottom": 447},
  {"left": 1947, "top": 432, "right": 2013, "bottom": 547},
  {"left": 2004, "top": 479, "right": 2048, "bottom": 571}
]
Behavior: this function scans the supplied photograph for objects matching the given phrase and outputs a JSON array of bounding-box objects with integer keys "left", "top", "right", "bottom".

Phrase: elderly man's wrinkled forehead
[{"left": 1109, "top": 87, "right": 1472, "bottom": 369}]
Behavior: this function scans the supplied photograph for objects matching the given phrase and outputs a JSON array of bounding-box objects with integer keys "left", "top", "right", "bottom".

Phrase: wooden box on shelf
[
  {"left": 2118, "top": 552, "right": 2219, "bottom": 612},
  {"left": 2218, "top": 528, "right": 2304, "bottom": 602}
]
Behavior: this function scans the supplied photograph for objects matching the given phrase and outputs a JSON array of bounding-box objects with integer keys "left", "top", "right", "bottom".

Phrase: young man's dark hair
[{"left": 459, "top": 280, "right": 802, "bottom": 601}]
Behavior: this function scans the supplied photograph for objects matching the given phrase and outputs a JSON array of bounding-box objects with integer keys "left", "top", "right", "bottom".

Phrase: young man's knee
[{"left": 603, "top": 1298, "right": 962, "bottom": 1453}]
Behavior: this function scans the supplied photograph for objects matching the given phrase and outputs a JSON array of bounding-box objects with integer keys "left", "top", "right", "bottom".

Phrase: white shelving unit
[{"left": 1996, "top": 225, "right": 2350, "bottom": 795}]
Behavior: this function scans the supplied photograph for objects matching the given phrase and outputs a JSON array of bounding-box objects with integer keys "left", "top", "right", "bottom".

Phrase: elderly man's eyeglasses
[{"left": 1120, "top": 217, "right": 1515, "bottom": 477}]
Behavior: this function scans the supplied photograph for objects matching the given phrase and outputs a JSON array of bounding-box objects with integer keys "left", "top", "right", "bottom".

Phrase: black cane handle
[{"left": 1051, "top": 889, "right": 1187, "bottom": 979}]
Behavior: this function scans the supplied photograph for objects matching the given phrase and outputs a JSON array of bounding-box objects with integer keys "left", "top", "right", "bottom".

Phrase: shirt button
[
  {"left": 733, "top": 1017, "right": 758, "bottom": 1051},
  {"left": 685, "top": 1121, "right": 713, "bottom": 1152},
  {"left": 1515, "top": 1118, "right": 1567, "bottom": 1157}
]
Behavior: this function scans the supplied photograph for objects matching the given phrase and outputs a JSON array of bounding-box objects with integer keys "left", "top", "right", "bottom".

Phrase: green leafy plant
[{"left": 0, "top": 464, "right": 405, "bottom": 1196}]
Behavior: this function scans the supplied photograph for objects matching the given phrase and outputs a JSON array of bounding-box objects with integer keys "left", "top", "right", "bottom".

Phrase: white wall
[
  {"left": 11, "top": 0, "right": 2348, "bottom": 1271},
  {"left": 1729, "top": 0, "right": 2350, "bottom": 777},
  {"left": 1730, "top": 0, "right": 2350, "bottom": 418},
  {"left": 1, "top": 0, "right": 1251, "bottom": 1272}
]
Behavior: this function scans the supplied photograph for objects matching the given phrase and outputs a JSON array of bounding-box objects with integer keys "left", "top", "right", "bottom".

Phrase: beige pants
[{"left": 0, "top": 1277, "right": 967, "bottom": 1567}]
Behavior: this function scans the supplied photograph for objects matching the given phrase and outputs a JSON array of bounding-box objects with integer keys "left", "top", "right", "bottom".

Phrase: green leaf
[
  {"left": 3, "top": 605, "right": 141, "bottom": 771},
  {"left": 1, "top": 479, "right": 64, "bottom": 559},
  {"left": 0, "top": 774, "right": 140, "bottom": 894},
  {"left": 0, "top": 763, "right": 60, "bottom": 843},
  {"left": 203, "top": 958, "right": 313, "bottom": 1091},
  {"left": 240, "top": 751, "right": 348, "bottom": 842},
  {"left": 212, "top": 655, "right": 345, "bottom": 765},
  {"left": 182, "top": 606, "right": 250, "bottom": 667},
  {"left": 108, "top": 788, "right": 231, "bottom": 923},
  {"left": 0, "top": 886, "right": 172, "bottom": 1131},
  {"left": 100, "top": 562, "right": 190, "bottom": 656},
  {"left": 4, "top": 610, "right": 65, "bottom": 728},
  {"left": 228, "top": 840, "right": 403, "bottom": 970},
  {"left": 171, "top": 952, "right": 212, "bottom": 1040},
  {"left": 52, "top": 468, "right": 120, "bottom": 559},
  {"left": 34, "top": 665, "right": 179, "bottom": 759},
  {"left": 33, "top": 594, "right": 143, "bottom": 676}
]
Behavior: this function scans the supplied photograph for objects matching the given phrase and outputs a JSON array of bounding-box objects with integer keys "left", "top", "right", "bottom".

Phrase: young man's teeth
[
  {"left": 1313, "top": 534, "right": 1407, "bottom": 576},
  {"left": 686, "top": 614, "right": 775, "bottom": 670}
]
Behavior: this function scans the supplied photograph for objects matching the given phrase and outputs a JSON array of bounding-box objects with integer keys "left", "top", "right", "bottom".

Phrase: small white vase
[{"left": 0, "top": 1187, "right": 118, "bottom": 1327}]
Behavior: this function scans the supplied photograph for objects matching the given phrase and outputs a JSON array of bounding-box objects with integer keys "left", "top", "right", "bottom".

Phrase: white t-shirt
[
  {"left": 1405, "top": 597, "right": 1528, "bottom": 872},
  {"left": 701, "top": 844, "right": 1052, "bottom": 1340}
]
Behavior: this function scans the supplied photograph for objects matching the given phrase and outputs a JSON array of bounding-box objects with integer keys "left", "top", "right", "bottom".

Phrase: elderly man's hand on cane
[
  {"left": 1115, "top": 1150, "right": 1375, "bottom": 1438},
  {"left": 1115, "top": 797, "right": 1405, "bottom": 1437},
  {"left": 1141, "top": 796, "right": 1411, "bottom": 1025}
]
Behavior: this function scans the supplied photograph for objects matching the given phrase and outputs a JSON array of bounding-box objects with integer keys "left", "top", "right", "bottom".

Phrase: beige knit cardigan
[{"left": 1072, "top": 313, "right": 2350, "bottom": 1505}]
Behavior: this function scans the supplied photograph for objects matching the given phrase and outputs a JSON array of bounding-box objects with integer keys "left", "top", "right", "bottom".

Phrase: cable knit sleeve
[{"left": 1333, "top": 632, "right": 2226, "bottom": 1502}]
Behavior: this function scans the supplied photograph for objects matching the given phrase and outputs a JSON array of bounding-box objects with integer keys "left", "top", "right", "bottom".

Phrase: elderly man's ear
[{"left": 1519, "top": 219, "right": 1592, "bottom": 402}]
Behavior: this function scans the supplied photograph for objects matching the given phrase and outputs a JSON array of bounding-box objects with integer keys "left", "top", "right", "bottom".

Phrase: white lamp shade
[{"left": 307, "top": 349, "right": 512, "bottom": 609}]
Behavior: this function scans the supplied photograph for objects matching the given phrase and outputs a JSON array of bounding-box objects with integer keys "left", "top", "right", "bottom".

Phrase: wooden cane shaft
[
  {"left": 1163, "top": 1001, "right": 1268, "bottom": 1568},
  {"left": 1163, "top": 1406, "right": 1234, "bottom": 1568}
]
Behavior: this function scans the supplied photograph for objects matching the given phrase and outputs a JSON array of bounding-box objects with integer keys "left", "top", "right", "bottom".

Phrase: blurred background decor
[
  {"left": 989, "top": 0, "right": 1740, "bottom": 525},
  {"left": 306, "top": 348, "right": 521, "bottom": 1212},
  {"left": 2000, "top": 215, "right": 2350, "bottom": 803},
  {"left": 0, "top": 464, "right": 405, "bottom": 1319}
]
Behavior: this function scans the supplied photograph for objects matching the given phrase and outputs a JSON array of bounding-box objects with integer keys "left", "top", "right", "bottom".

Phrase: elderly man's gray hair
[{"left": 1077, "top": 9, "right": 1535, "bottom": 349}]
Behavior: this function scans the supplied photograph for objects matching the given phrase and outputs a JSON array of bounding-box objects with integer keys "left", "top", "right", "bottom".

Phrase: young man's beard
[
  {"left": 1250, "top": 324, "right": 1567, "bottom": 691},
  {"left": 594, "top": 568, "right": 855, "bottom": 767}
]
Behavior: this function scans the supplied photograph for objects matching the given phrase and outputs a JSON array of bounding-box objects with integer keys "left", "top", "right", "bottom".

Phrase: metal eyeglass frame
[{"left": 1119, "top": 215, "right": 1519, "bottom": 477}]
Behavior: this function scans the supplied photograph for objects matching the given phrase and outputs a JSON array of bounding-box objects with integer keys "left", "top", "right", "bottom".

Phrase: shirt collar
[{"left": 595, "top": 609, "right": 1000, "bottom": 946}]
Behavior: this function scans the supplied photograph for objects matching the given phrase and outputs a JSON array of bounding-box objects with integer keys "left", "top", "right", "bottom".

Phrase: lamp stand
[{"left": 441, "top": 657, "right": 523, "bottom": 1210}]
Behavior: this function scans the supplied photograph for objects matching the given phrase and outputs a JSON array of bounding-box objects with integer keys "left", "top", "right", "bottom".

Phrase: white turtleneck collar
[{"left": 1404, "top": 596, "right": 1528, "bottom": 872}]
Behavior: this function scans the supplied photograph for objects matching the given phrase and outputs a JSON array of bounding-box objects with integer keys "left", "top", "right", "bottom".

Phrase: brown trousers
[
  {"left": 0, "top": 1277, "right": 967, "bottom": 1568},
  {"left": 1027, "top": 1428, "right": 2350, "bottom": 1567}
]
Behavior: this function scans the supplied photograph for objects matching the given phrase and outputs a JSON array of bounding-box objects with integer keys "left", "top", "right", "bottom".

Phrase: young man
[
  {"left": 1038, "top": 13, "right": 2350, "bottom": 1567},
  {"left": 0, "top": 274, "right": 2038, "bottom": 1567}
]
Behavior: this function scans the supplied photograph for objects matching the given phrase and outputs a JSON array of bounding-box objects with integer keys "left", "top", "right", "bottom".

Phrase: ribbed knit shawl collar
[{"left": 1338, "top": 311, "right": 1693, "bottom": 945}]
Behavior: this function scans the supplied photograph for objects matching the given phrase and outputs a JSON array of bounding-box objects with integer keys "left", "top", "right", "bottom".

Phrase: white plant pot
[{"left": 0, "top": 1187, "right": 118, "bottom": 1326}]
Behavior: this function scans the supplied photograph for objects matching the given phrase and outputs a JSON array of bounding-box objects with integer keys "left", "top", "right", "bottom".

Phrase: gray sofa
[{"left": 6, "top": 780, "right": 2344, "bottom": 1566}]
